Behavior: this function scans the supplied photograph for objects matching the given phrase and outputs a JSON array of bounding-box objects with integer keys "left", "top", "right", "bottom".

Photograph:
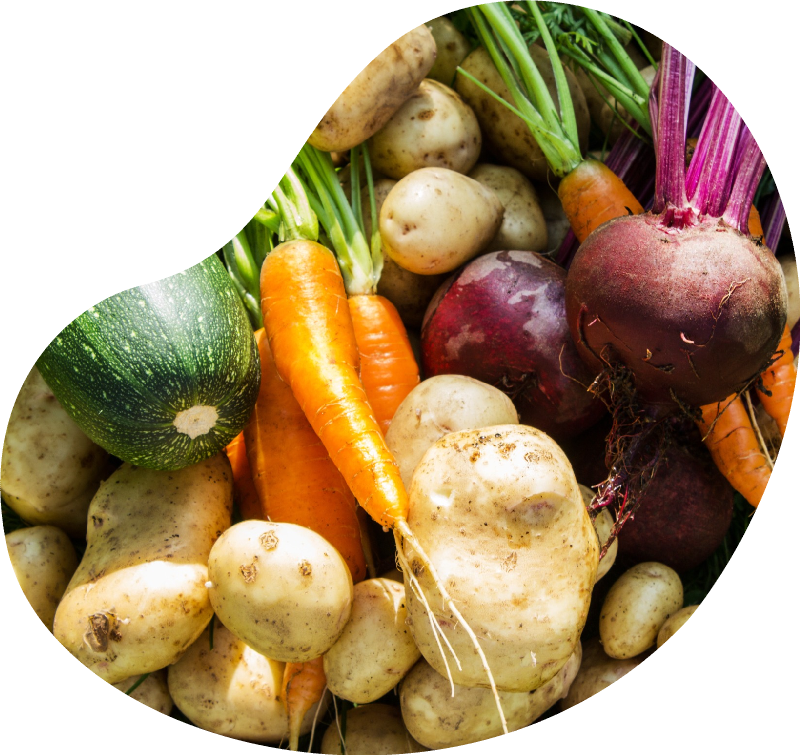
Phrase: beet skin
[
  {"left": 422, "top": 250, "right": 605, "bottom": 441},
  {"left": 566, "top": 214, "right": 787, "bottom": 407},
  {"left": 616, "top": 441, "right": 735, "bottom": 573}
]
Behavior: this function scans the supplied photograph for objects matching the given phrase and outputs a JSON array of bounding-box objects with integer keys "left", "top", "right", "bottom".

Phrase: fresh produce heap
[{"left": 2, "top": 3, "right": 797, "bottom": 751}]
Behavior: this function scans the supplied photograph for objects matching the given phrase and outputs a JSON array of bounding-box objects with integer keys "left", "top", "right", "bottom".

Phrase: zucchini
[{"left": 37, "top": 254, "right": 260, "bottom": 470}]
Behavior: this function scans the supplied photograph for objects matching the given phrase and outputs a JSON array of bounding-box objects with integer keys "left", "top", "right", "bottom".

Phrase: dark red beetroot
[
  {"left": 615, "top": 439, "right": 734, "bottom": 573},
  {"left": 566, "top": 214, "right": 786, "bottom": 407},
  {"left": 421, "top": 250, "right": 605, "bottom": 441}
]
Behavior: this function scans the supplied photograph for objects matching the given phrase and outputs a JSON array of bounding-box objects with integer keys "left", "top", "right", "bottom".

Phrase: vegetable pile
[{"left": 2, "top": 3, "right": 796, "bottom": 752}]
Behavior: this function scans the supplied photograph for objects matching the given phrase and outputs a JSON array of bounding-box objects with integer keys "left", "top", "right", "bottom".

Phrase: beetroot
[
  {"left": 422, "top": 250, "right": 605, "bottom": 441},
  {"left": 566, "top": 214, "right": 786, "bottom": 406},
  {"left": 615, "top": 440, "right": 734, "bottom": 573}
]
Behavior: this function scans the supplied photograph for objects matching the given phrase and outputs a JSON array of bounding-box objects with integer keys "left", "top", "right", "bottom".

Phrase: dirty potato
[
  {"left": 111, "top": 669, "right": 173, "bottom": 715},
  {"left": 578, "top": 484, "right": 617, "bottom": 583},
  {"left": 656, "top": 605, "right": 699, "bottom": 647},
  {"left": 321, "top": 703, "right": 426, "bottom": 755},
  {"left": 207, "top": 520, "right": 353, "bottom": 663},
  {"left": 426, "top": 16, "right": 471, "bottom": 86}
]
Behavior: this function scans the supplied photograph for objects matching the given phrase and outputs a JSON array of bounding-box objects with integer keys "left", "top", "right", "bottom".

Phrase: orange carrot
[
  {"left": 261, "top": 239, "right": 406, "bottom": 529},
  {"left": 223, "top": 432, "right": 262, "bottom": 521},
  {"left": 748, "top": 204, "right": 764, "bottom": 238},
  {"left": 282, "top": 656, "right": 327, "bottom": 751},
  {"left": 756, "top": 324, "right": 796, "bottom": 438},
  {"left": 696, "top": 394, "right": 771, "bottom": 507},
  {"left": 244, "top": 328, "right": 367, "bottom": 583},
  {"left": 349, "top": 294, "right": 420, "bottom": 434},
  {"left": 558, "top": 158, "right": 645, "bottom": 243}
]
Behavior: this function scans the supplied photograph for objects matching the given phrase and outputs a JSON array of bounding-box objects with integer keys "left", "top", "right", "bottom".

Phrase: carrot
[
  {"left": 282, "top": 656, "right": 327, "bottom": 751},
  {"left": 558, "top": 158, "right": 645, "bottom": 243},
  {"left": 349, "top": 294, "right": 420, "bottom": 434},
  {"left": 756, "top": 324, "right": 796, "bottom": 438},
  {"left": 696, "top": 394, "right": 771, "bottom": 507},
  {"left": 243, "top": 327, "right": 367, "bottom": 583},
  {"left": 261, "top": 236, "right": 508, "bottom": 732},
  {"left": 223, "top": 432, "right": 262, "bottom": 521}
]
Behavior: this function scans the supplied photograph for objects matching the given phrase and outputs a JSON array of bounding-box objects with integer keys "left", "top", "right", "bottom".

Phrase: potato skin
[
  {"left": 5, "top": 525, "right": 78, "bottom": 631},
  {"left": 380, "top": 167, "right": 504, "bottom": 275},
  {"left": 111, "top": 669, "right": 173, "bottom": 715},
  {"left": 578, "top": 484, "right": 617, "bottom": 583},
  {"left": 599, "top": 562, "right": 684, "bottom": 659},
  {"left": 404, "top": 425, "right": 597, "bottom": 691},
  {"left": 208, "top": 520, "right": 353, "bottom": 663},
  {"left": 455, "top": 46, "right": 589, "bottom": 182},
  {"left": 656, "top": 605, "right": 699, "bottom": 647},
  {"left": 324, "top": 577, "right": 420, "bottom": 703},
  {"left": 168, "top": 622, "right": 323, "bottom": 743},
  {"left": 369, "top": 79, "right": 481, "bottom": 179},
  {"left": 321, "top": 703, "right": 426, "bottom": 755},
  {"left": 385, "top": 375, "right": 519, "bottom": 489},
  {"left": 1, "top": 367, "right": 110, "bottom": 537},
  {"left": 426, "top": 17, "right": 470, "bottom": 87},
  {"left": 400, "top": 644, "right": 581, "bottom": 749},
  {"left": 468, "top": 163, "right": 548, "bottom": 254},
  {"left": 52, "top": 454, "right": 233, "bottom": 683},
  {"left": 309, "top": 25, "right": 436, "bottom": 152}
]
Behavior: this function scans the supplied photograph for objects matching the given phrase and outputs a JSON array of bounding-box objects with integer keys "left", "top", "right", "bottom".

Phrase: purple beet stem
[
  {"left": 722, "top": 125, "right": 767, "bottom": 233},
  {"left": 762, "top": 192, "right": 786, "bottom": 252}
]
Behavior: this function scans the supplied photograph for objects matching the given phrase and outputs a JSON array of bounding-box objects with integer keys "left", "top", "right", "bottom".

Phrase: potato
[
  {"left": 560, "top": 637, "right": 645, "bottom": 710},
  {"left": 469, "top": 163, "right": 548, "bottom": 253},
  {"left": 380, "top": 167, "right": 504, "bottom": 275},
  {"left": 208, "top": 520, "right": 353, "bottom": 663},
  {"left": 403, "top": 425, "right": 598, "bottom": 692},
  {"left": 536, "top": 180, "right": 571, "bottom": 252},
  {"left": 324, "top": 577, "right": 420, "bottom": 703},
  {"left": 369, "top": 79, "right": 481, "bottom": 179},
  {"left": 385, "top": 375, "right": 519, "bottom": 489},
  {"left": 578, "top": 484, "right": 617, "bottom": 583},
  {"left": 1, "top": 367, "right": 110, "bottom": 537},
  {"left": 455, "top": 45, "right": 590, "bottom": 182},
  {"left": 599, "top": 562, "right": 684, "bottom": 659},
  {"left": 52, "top": 454, "right": 232, "bottom": 683},
  {"left": 321, "top": 703, "right": 426, "bottom": 755},
  {"left": 169, "top": 622, "right": 325, "bottom": 743},
  {"left": 426, "top": 17, "right": 471, "bottom": 87},
  {"left": 362, "top": 178, "right": 447, "bottom": 329},
  {"left": 5, "top": 525, "right": 78, "bottom": 631},
  {"left": 400, "top": 644, "right": 581, "bottom": 749},
  {"left": 657, "top": 604, "right": 699, "bottom": 647},
  {"left": 111, "top": 669, "right": 172, "bottom": 715},
  {"left": 309, "top": 25, "right": 436, "bottom": 152}
]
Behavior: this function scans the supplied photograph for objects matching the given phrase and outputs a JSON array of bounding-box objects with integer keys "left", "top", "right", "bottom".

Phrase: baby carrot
[
  {"left": 348, "top": 294, "right": 420, "bottom": 434},
  {"left": 282, "top": 657, "right": 327, "bottom": 751},
  {"left": 696, "top": 394, "right": 771, "bottom": 507},
  {"left": 756, "top": 324, "right": 796, "bottom": 438},
  {"left": 223, "top": 432, "right": 262, "bottom": 522}
]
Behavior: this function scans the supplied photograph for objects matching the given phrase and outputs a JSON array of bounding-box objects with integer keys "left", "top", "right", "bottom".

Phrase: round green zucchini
[{"left": 37, "top": 254, "right": 260, "bottom": 470}]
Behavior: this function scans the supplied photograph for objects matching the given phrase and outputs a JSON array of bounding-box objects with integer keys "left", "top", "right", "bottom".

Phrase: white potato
[
  {"left": 53, "top": 454, "right": 232, "bottom": 683},
  {"left": 600, "top": 562, "right": 684, "bottom": 659},
  {"left": 1, "top": 367, "right": 110, "bottom": 537},
  {"left": 324, "top": 577, "right": 420, "bottom": 703},
  {"left": 168, "top": 622, "right": 326, "bottom": 743},
  {"left": 111, "top": 669, "right": 172, "bottom": 716},
  {"left": 403, "top": 425, "right": 597, "bottom": 692},
  {"left": 536, "top": 180, "right": 571, "bottom": 252},
  {"left": 310, "top": 26, "right": 436, "bottom": 152},
  {"left": 208, "top": 520, "right": 353, "bottom": 663},
  {"left": 455, "top": 45, "right": 590, "bottom": 182},
  {"left": 426, "top": 17, "right": 471, "bottom": 87},
  {"left": 321, "top": 703, "right": 426, "bottom": 755},
  {"left": 369, "top": 79, "right": 481, "bottom": 179},
  {"left": 400, "top": 644, "right": 581, "bottom": 749},
  {"left": 560, "top": 637, "right": 645, "bottom": 710},
  {"left": 578, "top": 484, "right": 617, "bottom": 583},
  {"left": 5, "top": 525, "right": 78, "bottom": 631},
  {"left": 362, "top": 178, "right": 447, "bottom": 329},
  {"left": 469, "top": 163, "right": 548, "bottom": 253},
  {"left": 380, "top": 167, "right": 504, "bottom": 275},
  {"left": 385, "top": 375, "right": 519, "bottom": 490},
  {"left": 656, "top": 604, "right": 699, "bottom": 647}
]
